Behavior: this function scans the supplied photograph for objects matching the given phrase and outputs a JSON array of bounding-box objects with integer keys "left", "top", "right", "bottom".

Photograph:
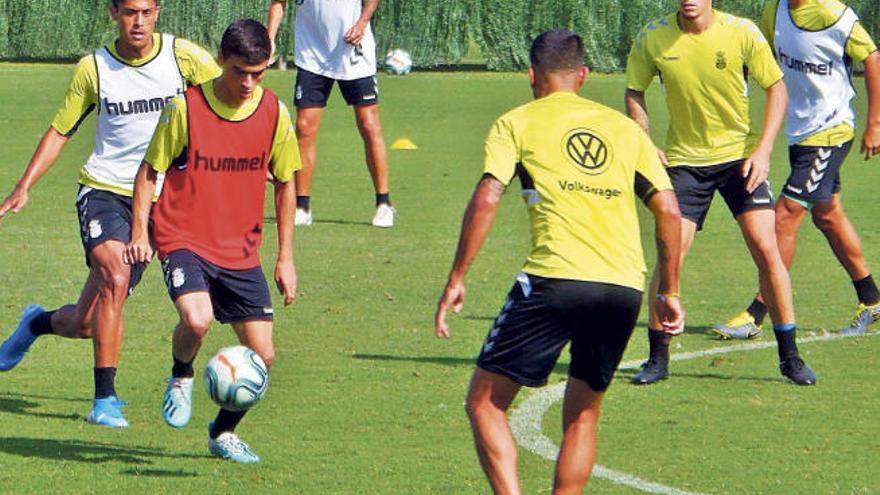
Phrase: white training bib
[
  {"left": 84, "top": 33, "right": 183, "bottom": 193},
  {"left": 294, "top": 0, "right": 377, "bottom": 80},
  {"left": 774, "top": 0, "right": 858, "bottom": 144}
]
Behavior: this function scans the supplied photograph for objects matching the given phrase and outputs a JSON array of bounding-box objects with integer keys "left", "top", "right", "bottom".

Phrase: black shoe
[
  {"left": 779, "top": 356, "right": 817, "bottom": 386},
  {"left": 631, "top": 358, "right": 669, "bottom": 385}
]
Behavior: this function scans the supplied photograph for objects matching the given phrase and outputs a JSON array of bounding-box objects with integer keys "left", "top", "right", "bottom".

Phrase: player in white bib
[
  {"left": 267, "top": 0, "right": 394, "bottom": 228},
  {"left": 715, "top": 0, "right": 880, "bottom": 339},
  {"left": 0, "top": 0, "right": 219, "bottom": 428}
]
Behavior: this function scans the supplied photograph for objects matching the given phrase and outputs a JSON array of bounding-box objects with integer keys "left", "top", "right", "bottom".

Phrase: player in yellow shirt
[
  {"left": 0, "top": 0, "right": 220, "bottom": 428},
  {"left": 435, "top": 30, "right": 683, "bottom": 493},
  {"left": 625, "top": 0, "right": 817, "bottom": 385},
  {"left": 716, "top": 0, "right": 880, "bottom": 338}
]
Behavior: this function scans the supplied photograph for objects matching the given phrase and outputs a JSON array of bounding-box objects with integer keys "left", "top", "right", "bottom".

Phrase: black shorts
[
  {"left": 667, "top": 160, "right": 774, "bottom": 230},
  {"left": 294, "top": 67, "right": 379, "bottom": 107},
  {"left": 476, "top": 273, "right": 642, "bottom": 392},
  {"left": 75, "top": 187, "right": 147, "bottom": 294},
  {"left": 160, "top": 249, "right": 273, "bottom": 324},
  {"left": 782, "top": 141, "right": 851, "bottom": 207}
]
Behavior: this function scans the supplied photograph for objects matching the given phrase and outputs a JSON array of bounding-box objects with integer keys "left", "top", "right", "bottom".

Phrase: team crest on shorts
[
  {"left": 295, "top": 85, "right": 303, "bottom": 101},
  {"left": 171, "top": 267, "right": 186, "bottom": 288},
  {"left": 88, "top": 220, "right": 103, "bottom": 239},
  {"left": 715, "top": 51, "right": 727, "bottom": 70}
]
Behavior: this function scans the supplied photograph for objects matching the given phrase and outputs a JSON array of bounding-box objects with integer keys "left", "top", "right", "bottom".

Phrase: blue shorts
[
  {"left": 294, "top": 67, "right": 379, "bottom": 107},
  {"left": 782, "top": 141, "right": 850, "bottom": 207},
  {"left": 476, "top": 273, "right": 642, "bottom": 391},
  {"left": 667, "top": 160, "right": 775, "bottom": 230},
  {"left": 75, "top": 187, "right": 147, "bottom": 294},
  {"left": 160, "top": 249, "right": 273, "bottom": 324}
]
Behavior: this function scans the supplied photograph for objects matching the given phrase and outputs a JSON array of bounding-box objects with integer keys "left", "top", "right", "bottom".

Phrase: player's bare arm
[
  {"left": 625, "top": 89, "right": 669, "bottom": 166},
  {"left": 343, "top": 0, "right": 379, "bottom": 46},
  {"left": 646, "top": 189, "right": 685, "bottom": 332},
  {"left": 124, "top": 160, "right": 157, "bottom": 265},
  {"left": 0, "top": 128, "right": 69, "bottom": 224},
  {"left": 861, "top": 50, "right": 880, "bottom": 160},
  {"left": 742, "top": 79, "right": 787, "bottom": 193},
  {"left": 434, "top": 175, "right": 505, "bottom": 338},
  {"left": 273, "top": 177, "right": 297, "bottom": 306},
  {"left": 266, "top": 1, "right": 286, "bottom": 60}
]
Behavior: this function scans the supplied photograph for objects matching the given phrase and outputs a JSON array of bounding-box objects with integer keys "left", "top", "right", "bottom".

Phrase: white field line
[{"left": 508, "top": 332, "right": 877, "bottom": 494}]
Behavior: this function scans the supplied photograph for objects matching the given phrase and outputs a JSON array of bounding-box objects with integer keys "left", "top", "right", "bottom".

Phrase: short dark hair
[
  {"left": 111, "top": 0, "right": 159, "bottom": 8},
  {"left": 220, "top": 19, "right": 272, "bottom": 65},
  {"left": 529, "top": 30, "right": 585, "bottom": 73}
]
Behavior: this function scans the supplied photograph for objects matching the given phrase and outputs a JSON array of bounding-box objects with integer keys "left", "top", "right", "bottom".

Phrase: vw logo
[{"left": 563, "top": 129, "right": 609, "bottom": 175}]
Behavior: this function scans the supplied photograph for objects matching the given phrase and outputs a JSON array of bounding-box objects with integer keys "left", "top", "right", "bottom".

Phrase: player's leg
[
  {"left": 633, "top": 164, "right": 708, "bottom": 385},
  {"left": 555, "top": 281, "right": 640, "bottom": 493},
  {"left": 811, "top": 194, "right": 880, "bottom": 333},
  {"left": 292, "top": 68, "right": 333, "bottom": 225},
  {"left": 728, "top": 171, "right": 816, "bottom": 385},
  {"left": 205, "top": 264, "right": 274, "bottom": 464},
  {"left": 341, "top": 76, "right": 393, "bottom": 227},
  {"left": 465, "top": 367, "right": 523, "bottom": 495},
  {"left": 553, "top": 378, "right": 604, "bottom": 494},
  {"left": 161, "top": 250, "right": 215, "bottom": 428}
]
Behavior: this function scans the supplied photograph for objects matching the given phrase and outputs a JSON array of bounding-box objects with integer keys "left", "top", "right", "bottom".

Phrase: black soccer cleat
[
  {"left": 779, "top": 356, "right": 817, "bottom": 386},
  {"left": 631, "top": 358, "right": 669, "bottom": 385}
]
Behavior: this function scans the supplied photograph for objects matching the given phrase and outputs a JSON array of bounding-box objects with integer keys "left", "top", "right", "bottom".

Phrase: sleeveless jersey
[
  {"left": 153, "top": 86, "right": 280, "bottom": 270},
  {"left": 774, "top": 0, "right": 859, "bottom": 144},
  {"left": 85, "top": 33, "right": 183, "bottom": 194}
]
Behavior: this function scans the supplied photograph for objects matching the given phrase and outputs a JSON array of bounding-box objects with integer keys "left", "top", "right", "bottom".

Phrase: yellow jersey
[
  {"left": 484, "top": 91, "right": 673, "bottom": 291},
  {"left": 626, "top": 11, "right": 784, "bottom": 166},
  {"left": 145, "top": 81, "right": 301, "bottom": 183},
  {"left": 761, "top": 0, "right": 878, "bottom": 146}
]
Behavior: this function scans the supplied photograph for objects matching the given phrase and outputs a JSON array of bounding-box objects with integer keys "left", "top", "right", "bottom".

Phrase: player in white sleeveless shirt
[
  {"left": 267, "top": 0, "right": 394, "bottom": 228},
  {"left": 0, "top": 0, "right": 219, "bottom": 428},
  {"left": 715, "top": 0, "right": 880, "bottom": 338}
]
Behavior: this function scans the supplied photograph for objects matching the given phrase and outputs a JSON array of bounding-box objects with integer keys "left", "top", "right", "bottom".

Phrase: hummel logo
[
  {"left": 810, "top": 169, "right": 825, "bottom": 182},
  {"left": 817, "top": 148, "right": 832, "bottom": 160},
  {"left": 662, "top": 56, "right": 680, "bottom": 61},
  {"left": 752, "top": 198, "right": 772, "bottom": 204}
]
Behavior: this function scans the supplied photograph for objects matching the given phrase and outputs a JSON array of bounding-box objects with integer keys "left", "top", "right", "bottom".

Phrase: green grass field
[{"left": 0, "top": 63, "right": 878, "bottom": 494}]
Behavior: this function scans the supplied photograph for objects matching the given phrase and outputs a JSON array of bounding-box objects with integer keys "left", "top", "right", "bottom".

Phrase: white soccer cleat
[
  {"left": 372, "top": 204, "right": 395, "bottom": 228},
  {"left": 162, "top": 376, "right": 194, "bottom": 428},
  {"left": 294, "top": 208, "right": 312, "bottom": 226}
]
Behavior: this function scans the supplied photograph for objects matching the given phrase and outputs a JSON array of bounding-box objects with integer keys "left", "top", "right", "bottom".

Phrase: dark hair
[
  {"left": 220, "top": 19, "right": 272, "bottom": 65},
  {"left": 111, "top": 0, "right": 159, "bottom": 7},
  {"left": 529, "top": 30, "right": 585, "bottom": 72}
]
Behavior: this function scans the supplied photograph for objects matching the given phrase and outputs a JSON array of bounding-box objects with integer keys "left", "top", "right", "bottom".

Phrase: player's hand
[
  {"left": 742, "top": 149, "right": 771, "bottom": 193},
  {"left": 275, "top": 260, "right": 297, "bottom": 306},
  {"left": 435, "top": 277, "right": 466, "bottom": 339},
  {"left": 124, "top": 233, "right": 153, "bottom": 265},
  {"left": 656, "top": 147, "right": 670, "bottom": 166},
  {"left": 0, "top": 184, "right": 30, "bottom": 225},
  {"left": 861, "top": 123, "right": 880, "bottom": 160},
  {"left": 654, "top": 294, "right": 685, "bottom": 335},
  {"left": 343, "top": 22, "right": 367, "bottom": 46}
]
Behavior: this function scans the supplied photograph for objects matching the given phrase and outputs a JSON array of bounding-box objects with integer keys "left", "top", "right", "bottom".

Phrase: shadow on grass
[
  {"left": 0, "top": 437, "right": 209, "bottom": 465},
  {"left": 615, "top": 368, "right": 786, "bottom": 384},
  {"left": 313, "top": 219, "right": 372, "bottom": 227},
  {"left": 351, "top": 353, "right": 570, "bottom": 376},
  {"left": 119, "top": 468, "right": 199, "bottom": 478},
  {"left": 0, "top": 394, "right": 83, "bottom": 422}
]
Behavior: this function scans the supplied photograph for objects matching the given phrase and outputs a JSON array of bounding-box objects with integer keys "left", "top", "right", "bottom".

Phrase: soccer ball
[
  {"left": 384, "top": 48, "right": 413, "bottom": 75},
  {"left": 204, "top": 346, "right": 269, "bottom": 412}
]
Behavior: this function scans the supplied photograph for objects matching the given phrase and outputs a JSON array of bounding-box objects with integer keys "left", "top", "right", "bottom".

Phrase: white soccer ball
[
  {"left": 204, "top": 346, "right": 269, "bottom": 412},
  {"left": 384, "top": 48, "right": 413, "bottom": 75}
]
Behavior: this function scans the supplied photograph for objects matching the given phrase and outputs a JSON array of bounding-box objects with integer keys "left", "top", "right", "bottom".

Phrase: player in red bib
[{"left": 126, "top": 19, "right": 300, "bottom": 463}]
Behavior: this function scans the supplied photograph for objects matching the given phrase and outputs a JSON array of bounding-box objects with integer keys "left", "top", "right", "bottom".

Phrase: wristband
[{"left": 656, "top": 293, "right": 680, "bottom": 303}]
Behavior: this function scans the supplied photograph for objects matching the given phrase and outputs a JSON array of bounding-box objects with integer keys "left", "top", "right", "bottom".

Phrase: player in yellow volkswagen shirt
[
  {"left": 0, "top": 0, "right": 219, "bottom": 428},
  {"left": 716, "top": 0, "right": 880, "bottom": 338},
  {"left": 436, "top": 30, "right": 683, "bottom": 493},
  {"left": 625, "top": 0, "right": 817, "bottom": 385}
]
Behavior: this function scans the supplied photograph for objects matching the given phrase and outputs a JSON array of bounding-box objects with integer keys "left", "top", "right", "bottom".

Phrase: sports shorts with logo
[
  {"left": 75, "top": 187, "right": 147, "bottom": 293},
  {"left": 161, "top": 249, "right": 274, "bottom": 324},
  {"left": 782, "top": 141, "right": 851, "bottom": 207},
  {"left": 476, "top": 272, "right": 642, "bottom": 391},
  {"left": 294, "top": 67, "right": 379, "bottom": 107},
  {"left": 666, "top": 159, "right": 774, "bottom": 230}
]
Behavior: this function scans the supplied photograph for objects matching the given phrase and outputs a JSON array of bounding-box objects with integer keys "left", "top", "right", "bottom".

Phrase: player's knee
[
  {"left": 99, "top": 269, "right": 130, "bottom": 299},
  {"left": 464, "top": 393, "right": 494, "bottom": 421},
  {"left": 811, "top": 208, "right": 838, "bottom": 233},
  {"left": 296, "top": 116, "right": 319, "bottom": 138},
  {"left": 357, "top": 117, "right": 382, "bottom": 140},
  {"left": 256, "top": 348, "right": 275, "bottom": 369},
  {"left": 181, "top": 312, "right": 213, "bottom": 337}
]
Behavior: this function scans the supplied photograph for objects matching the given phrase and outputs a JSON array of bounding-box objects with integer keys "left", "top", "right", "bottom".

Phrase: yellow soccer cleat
[{"left": 712, "top": 311, "right": 762, "bottom": 340}]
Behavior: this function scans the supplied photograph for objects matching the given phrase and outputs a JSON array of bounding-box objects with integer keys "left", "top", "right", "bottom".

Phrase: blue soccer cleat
[
  {"left": 162, "top": 376, "right": 194, "bottom": 428},
  {"left": 208, "top": 423, "right": 260, "bottom": 464},
  {"left": 87, "top": 396, "right": 129, "bottom": 429},
  {"left": 0, "top": 304, "right": 45, "bottom": 371}
]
